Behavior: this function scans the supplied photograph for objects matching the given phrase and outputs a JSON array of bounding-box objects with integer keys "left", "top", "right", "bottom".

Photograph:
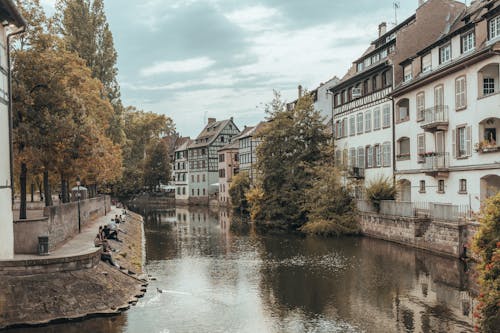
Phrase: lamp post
[{"left": 76, "top": 178, "right": 81, "bottom": 233}]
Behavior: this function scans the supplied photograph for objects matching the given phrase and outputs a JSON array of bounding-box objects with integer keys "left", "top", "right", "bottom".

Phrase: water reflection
[{"left": 6, "top": 204, "right": 476, "bottom": 333}]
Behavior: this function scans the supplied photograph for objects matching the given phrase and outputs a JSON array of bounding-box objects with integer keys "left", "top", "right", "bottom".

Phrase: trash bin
[{"left": 38, "top": 236, "right": 49, "bottom": 256}]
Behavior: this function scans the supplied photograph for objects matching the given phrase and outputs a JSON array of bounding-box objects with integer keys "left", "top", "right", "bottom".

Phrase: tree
[
  {"left": 229, "top": 171, "right": 251, "bottom": 215},
  {"left": 144, "top": 140, "right": 171, "bottom": 191},
  {"left": 248, "top": 91, "right": 329, "bottom": 230},
  {"left": 472, "top": 193, "right": 500, "bottom": 332},
  {"left": 365, "top": 177, "right": 397, "bottom": 212}
]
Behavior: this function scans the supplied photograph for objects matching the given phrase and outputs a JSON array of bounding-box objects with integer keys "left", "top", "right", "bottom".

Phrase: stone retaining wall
[{"left": 359, "top": 212, "right": 475, "bottom": 258}]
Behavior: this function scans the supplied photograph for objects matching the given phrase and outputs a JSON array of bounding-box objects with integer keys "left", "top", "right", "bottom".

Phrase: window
[
  {"left": 364, "top": 57, "right": 371, "bottom": 68},
  {"left": 382, "top": 142, "right": 391, "bottom": 167},
  {"left": 177, "top": 187, "right": 180, "bottom": 195},
  {"left": 455, "top": 76, "right": 467, "bottom": 109},
  {"left": 422, "top": 53, "right": 432, "bottom": 73},
  {"left": 483, "top": 78, "right": 495, "bottom": 95},
  {"left": 381, "top": 49, "right": 388, "bottom": 59},
  {"left": 365, "top": 110, "right": 372, "bottom": 132},
  {"left": 349, "top": 116, "right": 355, "bottom": 136},
  {"left": 434, "top": 85, "right": 444, "bottom": 107},
  {"left": 202, "top": 160, "right": 205, "bottom": 169},
  {"left": 357, "top": 113, "right": 364, "bottom": 134},
  {"left": 454, "top": 126, "right": 471, "bottom": 158},
  {"left": 372, "top": 53, "right": 380, "bottom": 64},
  {"left": 439, "top": 44, "right": 451, "bottom": 64},
  {"left": 397, "top": 137, "right": 410, "bottom": 160},
  {"left": 363, "top": 79, "right": 370, "bottom": 94},
  {"left": 373, "top": 108, "right": 381, "bottom": 130},
  {"left": 192, "top": 189, "right": 195, "bottom": 196},
  {"left": 372, "top": 76, "right": 378, "bottom": 91},
  {"left": 383, "top": 105, "right": 391, "bottom": 128},
  {"left": 221, "top": 136, "right": 225, "bottom": 142},
  {"left": 343, "top": 90, "right": 348, "bottom": 103},
  {"left": 459, "top": 179, "right": 467, "bottom": 194},
  {"left": 197, "top": 175, "right": 200, "bottom": 182},
  {"left": 349, "top": 148, "right": 356, "bottom": 167},
  {"left": 202, "top": 148, "right": 206, "bottom": 155},
  {"left": 191, "top": 175, "right": 195, "bottom": 182},
  {"left": 197, "top": 189, "right": 200, "bottom": 196},
  {"left": 398, "top": 105, "right": 409, "bottom": 122},
  {"left": 336, "top": 94, "right": 342, "bottom": 106},
  {"left": 203, "top": 189, "right": 206, "bottom": 196},
  {"left": 489, "top": 15, "right": 500, "bottom": 40},
  {"left": 417, "top": 134, "right": 425, "bottom": 163},
  {"left": 342, "top": 118, "right": 347, "bottom": 137},
  {"left": 182, "top": 187, "right": 186, "bottom": 195},
  {"left": 461, "top": 31, "right": 475, "bottom": 53},
  {"left": 366, "top": 146, "right": 373, "bottom": 168},
  {"left": 404, "top": 65, "right": 412, "bottom": 82},
  {"left": 416, "top": 92, "right": 425, "bottom": 121},
  {"left": 357, "top": 147, "right": 365, "bottom": 169},
  {"left": 202, "top": 174, "right": 206, "bottom": 182},
  {"left": 484, "top": 127, "right": 497, "bottom": 145},
  {"left": 219, "top": 154, "right": 225, "bottom": 162},
  {"left": 374, "top": 144, "right": 381, "bottom": 167},
  {"left": 419, "top": 180, "right": 426, "bottom": 193},
  {"left": 357, "top": 63, "right": 364, "bottom": 72},
  {"left": 438, "top": 180, "right": 445, "bottom": 193}
]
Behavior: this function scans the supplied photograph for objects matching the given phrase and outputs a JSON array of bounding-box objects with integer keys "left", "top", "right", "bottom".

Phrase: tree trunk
[
  {"left": 43, "top": 169, "right": 52, "bottom": 207},
  {"left": 19, "top": 163, "right": 27, "bottom": 220},
  {"left": 36, "top": 179, "right": 43, "bottom": 202},
  {"left": 61, "top": 175, "right": 68, "bottom": 204},
  {"left": 30, "top": 183, "right": 34, "bottom": 202}
]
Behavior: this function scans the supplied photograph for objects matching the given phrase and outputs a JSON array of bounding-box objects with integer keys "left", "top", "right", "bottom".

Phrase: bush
[
  {"left": 472, "top": 192, "right": 500, "bottom": 332},
  {"left": 365, "top": 177, "right": 396, "bottom": 211},
  {"left": 228, "top": 171, "right": 251, "bottom": 215}
]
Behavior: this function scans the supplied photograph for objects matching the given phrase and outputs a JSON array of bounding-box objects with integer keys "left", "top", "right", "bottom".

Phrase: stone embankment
[{"left": 0, "top": 207, "right": 147, "bottom": 330}]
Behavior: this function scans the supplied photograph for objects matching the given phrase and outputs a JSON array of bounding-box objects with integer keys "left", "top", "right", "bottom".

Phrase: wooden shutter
[
  {"left": 417, "top": 134, "right": 425, "bottom": 162},
  {"left": 466, "top": 126, "right": 472, "bottom": 156},
  {"left": 452, "top": 129, "right": 456, "bottom": 158}
]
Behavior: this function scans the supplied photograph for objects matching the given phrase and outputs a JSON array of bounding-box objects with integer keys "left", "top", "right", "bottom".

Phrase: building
[
  {"left": 311, "top": 76, "right": 340, "bottom": 128},
  {"left": 330, "top": 0, "right": 466, "bottom": 196},
  {"left": 217, "top": 140, "right": 239, "bottom": 206},
  {"left": 173, "top": 137, "right": 191, "bottom": 204},
  {"left": 392, "top": 0, "right": 500, "bottom": 211},
  {"left": 0, "top": 0, "right": 25, "bottom": 259},
  {"left": 187, "top": 118, "right": 240, "bottom": 205},
  {"left": 238, "top": 122, "right": 266, "bottom": 183}
]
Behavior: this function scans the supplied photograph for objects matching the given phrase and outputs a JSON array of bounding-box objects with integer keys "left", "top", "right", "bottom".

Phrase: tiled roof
[{"left": 189, "top": 119, "right": 235, "bottom": 148}]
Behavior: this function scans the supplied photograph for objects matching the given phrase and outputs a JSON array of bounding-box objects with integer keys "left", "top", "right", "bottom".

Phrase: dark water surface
[{"left": 6, "top": 204, "right": 476, "bottom": 333}]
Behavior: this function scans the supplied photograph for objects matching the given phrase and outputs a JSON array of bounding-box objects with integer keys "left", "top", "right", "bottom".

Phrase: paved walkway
[{"left": 13, "top": 206, "right": 121, "bottom": 261}]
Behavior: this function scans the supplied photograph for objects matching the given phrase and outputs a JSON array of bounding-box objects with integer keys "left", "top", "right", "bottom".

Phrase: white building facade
[
  {"left": 174, "top": 138, "right": 191, "bottom": 203},
  {"left": 0, "top": 1, "right": 25, "bottom": 259},
  {"left": 217, "top": 141, "right": 239, "bottom": 206},
  {"left": 393, "top": 1, "right": 500, "bottom": 211}
]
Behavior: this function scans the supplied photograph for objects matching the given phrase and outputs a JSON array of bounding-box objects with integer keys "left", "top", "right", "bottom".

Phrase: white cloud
[
  {"left": 139, "top": 57, "right": 216, "bottom": 77},
  {"left": 224, "top": 5, "right": 281, "bottom": 31}
]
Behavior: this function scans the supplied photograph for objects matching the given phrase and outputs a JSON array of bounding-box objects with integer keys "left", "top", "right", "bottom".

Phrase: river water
[{"left": 7, "top": 204, "right": 477, "bottom": 333}]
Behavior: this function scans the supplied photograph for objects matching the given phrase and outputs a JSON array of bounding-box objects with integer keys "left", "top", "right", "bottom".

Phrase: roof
[
  {"left": 189, "top": 118, "right": 238, "bottom": 148},
  {"left": 174, "top": 137, "right": 192, "bottom": 152},
  {"left": 0, "top": 0, "right": 26, "bottom": 28},
  {"left": 238, "top": 122, "right": 267, "bottom": 140}
]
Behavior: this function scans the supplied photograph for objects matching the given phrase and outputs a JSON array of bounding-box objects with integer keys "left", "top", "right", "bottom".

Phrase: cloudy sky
[{"left": 42, "top": 0, "right": 417, "bottom": 137}]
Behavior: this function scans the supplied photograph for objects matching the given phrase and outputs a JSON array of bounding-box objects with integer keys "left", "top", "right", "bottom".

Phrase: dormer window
[
  {"left": 357, "top": 63, "right": 364, "bottom": 72},
  {"left": 371, "top": 53, "right": 380, "bottom": 64},
  {"left": 439, "top": 44, "right": 451, "bottom": 64},
  {"left": 364, "top": 57, "right": 371, "bottom": 68},
  {"left": 461, "top": 31, "right": 475, "bottom": 54},
  {"left": 489, "top": 15, "right": 500, "bottom": 40},
  {"left": 422, "top": 53, "right": 432, "bottom": 73},
  {"left": 404, "top": 65, "right": 412, "bottom": 82},
  {"left": 381, "top": 49, "right": 388, "bottom": 59}
]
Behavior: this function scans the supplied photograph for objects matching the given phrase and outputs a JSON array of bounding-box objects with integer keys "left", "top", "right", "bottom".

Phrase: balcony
[
  {"left": 420, "top": 152, "right": 450, "bottom": 177},
  {"left": 347, "top": 167, "right": 365, "bottom": 179},
  {"left": 421, "top": 106, "right": 449, "bottom": 132}
]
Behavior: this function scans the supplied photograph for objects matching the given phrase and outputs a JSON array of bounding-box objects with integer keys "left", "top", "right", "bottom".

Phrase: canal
[{"left": 7, "top": 204, "right": 477, "bottom": 333}]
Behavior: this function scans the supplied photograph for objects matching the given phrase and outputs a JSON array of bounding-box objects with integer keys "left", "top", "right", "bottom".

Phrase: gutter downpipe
[{"left": 6, "top": 24, "right": 26, "bottom": 205}]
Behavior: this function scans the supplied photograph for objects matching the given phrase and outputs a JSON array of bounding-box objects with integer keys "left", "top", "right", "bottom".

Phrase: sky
[{"left": 41, "top": 0, "right": 419, "bottom": 138}]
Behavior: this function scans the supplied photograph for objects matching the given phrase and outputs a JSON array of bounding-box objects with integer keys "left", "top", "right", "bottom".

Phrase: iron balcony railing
[
  {"left": 421, "top": 105, "right": 449, "bottom": 129},
  {"left": 421, "top": 152, "right": 449, "bottom": 171}
]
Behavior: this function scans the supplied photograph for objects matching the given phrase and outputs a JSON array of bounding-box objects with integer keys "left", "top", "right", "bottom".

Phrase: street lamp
[{"left": 76, "top": 178, "right": 81, "bottom": 233}]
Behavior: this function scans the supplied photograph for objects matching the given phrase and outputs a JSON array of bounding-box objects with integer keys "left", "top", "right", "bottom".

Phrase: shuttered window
[
  {"left": 382, "top": 142, "right": 391, "bottom": 167},
  {"left": 455, "top": 76, "right": 467, "bottom": 110},
  {"left": 434, "top": 85, "right": 444, "bottom": 107},
  {"left": 357, "top": 147, "right": 365, "bottom": 169},
  {"left": 422, "top": 53, "right": 432, "bottom": 73},
  {"left": 416, "top": 92, "right": 425, "bottom": 121},
  {"left": 417, "top": 134, "right": 425, "bottom": 163},
  {"left": 373, "top": 108, "right": 381, "bottom": 130}
]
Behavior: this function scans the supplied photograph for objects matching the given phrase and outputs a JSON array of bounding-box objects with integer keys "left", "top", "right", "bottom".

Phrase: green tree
[
  {"left": 365, "top": 176, "right": 396, "bottom": 212},
  {"left": 229, "top": 171, "right": 251, "bottom": 215},
  {"left": 472, "top": 193, "right": 500, "bottom": 332},
  {"left": 144, "top": 140, "right": 171, "bottom": 191},
  {"left": 249, "top": 91, "right": 329, "bottom": 230}
]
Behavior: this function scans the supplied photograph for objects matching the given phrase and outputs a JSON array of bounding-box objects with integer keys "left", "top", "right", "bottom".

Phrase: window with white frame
[
  {"left": 483, "top": 77, "right": 495, "bottom": 95},
  {"left": 366, "top": 146, "right": 373, "bottom": 168},
  {"left": 455, "top": 76, "right": 467, "bottom": 109},
  {"left": 489, "top": 15, "right": 500, "bottom": 40},
  {"left": 419, "top": 180, "right": 426, "bottom": 193},
  {"left": 336, "top": 94, "right": 342, "bottom": 106},
  {"left": 382, "top": 142, "right": 391, "bottom": 167},
  {"left": 374, "top": 144, "right": 381, "bottom": 167},
  {"left": 454, "top": 125, "right": 471, "bottom": 158},
  {"left": 349, "top": 116, "right": 355, "bottom": 136},
  {"left": 365, "top": 110, "right": 372, "bottom": 132},
  {"left": 397, "top": 137, "right": 410, "bottom": 160},
  {"left": 357, "top": 113, "right": 364, "bottom": 134},
  {"left": 439, "top": 44, "right": 451, "bottom": 64},
  {"left": 364, "top": 57, "right": 371, "bottom": 68},
  {"left": 357, "top": 63, "right": 364, "bottom": 72},
  {"left": 438, "top": 179, "right": 445, "bottom": 193},
  {"left": 373, "top": 107, "right": 381, "bottom": 130},
  {"left": 404, "top": 64, "right": 412, "bottom": 82},
  {"left": 461, "top": 31, "right": 475, "bottom": 53},
  {"left": 434, "top": 85, "right": 444, "bottom": 107},
  {"left": 417, "top": 134, "right": 425, "bottom": 163},
  {"left": 382, "top": 105, "right": 391, "bottom": 128},
  {"left": 357, "top": 147, "right": 365, "bottom": 169},
  {"left": 416, "top": 92, "right": 425, "bottom": 121},
  {"left": 459, "top": 179, "right": 467, "bottom": 193},
  {"left": 422, "top": 53, "right": 432, "bottom": 73}
]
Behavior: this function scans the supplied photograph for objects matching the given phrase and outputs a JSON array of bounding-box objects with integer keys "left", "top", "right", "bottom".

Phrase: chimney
[
  {"left": 298, "top": 85, "right": 303, "bottom": 98},
  {"left": 208, "top": 118, "right": 216, "bottom": 124},
  {"left": 378, "top": 22, "right": 387, "bottom": 37}
]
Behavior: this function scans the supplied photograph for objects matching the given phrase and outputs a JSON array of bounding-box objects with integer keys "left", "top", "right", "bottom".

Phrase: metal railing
[
  {"left": 421, "top": 152, "right": 449, "bottom": 171},
  {"left": 421, "top": 105, "right": 449, "bottom": 128},
  {"left": 429, "top": 203, "right": 471, "bottom": 221},
  {"left": 347, "top": 167, "right": 365, "bottom": 179}
]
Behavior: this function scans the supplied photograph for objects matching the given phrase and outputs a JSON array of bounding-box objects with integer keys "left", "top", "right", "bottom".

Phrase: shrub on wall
[
  {"left": 365, "top": 177, "right": 396, "bottom": 211},
  {"left": 472, "top": 192, "right": 500, "bottom": 332}
]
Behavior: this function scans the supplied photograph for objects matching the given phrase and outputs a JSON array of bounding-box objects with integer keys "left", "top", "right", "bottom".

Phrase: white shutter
[
  {"left": 417, "top": 134, "right": 425, "bottom": 162},
  {"left": 466, "top": 126, "right": 472, "bottom": 156},
  {"left": 452, "top": 129, "right": 456, "bottom": 159}
]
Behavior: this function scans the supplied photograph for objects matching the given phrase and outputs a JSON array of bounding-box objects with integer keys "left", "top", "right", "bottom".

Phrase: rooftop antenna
[{"left": 393, "top": 1, "right": 400, "bottom": 26}]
